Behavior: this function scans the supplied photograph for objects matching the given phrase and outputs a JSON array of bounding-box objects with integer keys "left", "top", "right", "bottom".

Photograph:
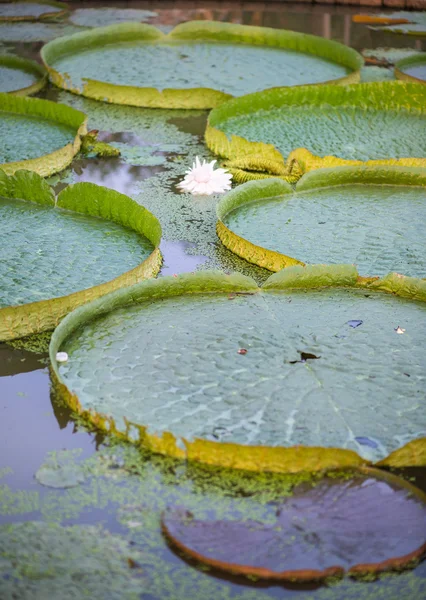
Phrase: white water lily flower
[{"left": 177, "top": 157, "right": 232, "bottom": 196}]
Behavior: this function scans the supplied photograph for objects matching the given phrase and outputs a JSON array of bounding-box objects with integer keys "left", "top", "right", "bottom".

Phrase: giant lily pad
[
  {"left": 0, "top": 54, "right": 46, "bottom": 95},
  {"left": 163, "top": 468, "right": 426, "bottom": 581},
  {"left": 217, "top": 167, "right": 426, "bottom": 276},
  {"left": 396, "top": 53, "right": 426, "bottom": 85},
  {"left": 0, "top": 170, "right": 161, "bottom": 342},
  {"left": 0, "top": 1, "right": 68, "bottom": 22},
  {"left": 0, "top": 92, "right": 86, "bottom": 176},
  {"left": 40, "top": 21, "right": 362, "bottom": 109},
  {"left": 205, "top": 81, "right": 426, "bottom": 182},
  {"left": 50, "top": 267, "right": 426, "bottom": 472}
]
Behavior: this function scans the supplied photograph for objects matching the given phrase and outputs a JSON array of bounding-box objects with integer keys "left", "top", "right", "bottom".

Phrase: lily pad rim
[
  {"left": 49, "top": 267, "right": 426, "bottom": 473},
  {"left": 40, "top": 20, "right": 362, "bottom": 109},
  {"left": 0, "top": 54, "right": 47, "bottom": 95},
  {"left": 161, "top": 464, "right": 426, "bottom": 582},
  {"left": 0, "top": 0, "right": 69, "bottom": 22},
  {"left": 205, "top": 80, "right": 426, "bottom": 178}
]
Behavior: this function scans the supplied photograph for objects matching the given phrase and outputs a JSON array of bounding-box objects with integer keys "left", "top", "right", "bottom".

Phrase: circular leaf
[
  {"left": 0, "top": 171, "right": 162, "bottom": 342},
  {"left": 206, "top": 81, "right": 426, "bottom": 180},
  {"left": 0, "top": 92, "right": 86, "bottom": 176},
  {"left": 162, "top": 468, "right": 426, "bottom": 581},
  {"left": 217, "top": 167, "right": 426, "bottom": 277},
  {"left": 41, "top": 21, "right": 362, "bottom": 109},
  {"left": 50, "top": 268, "right": 426, "bottom": 471}
]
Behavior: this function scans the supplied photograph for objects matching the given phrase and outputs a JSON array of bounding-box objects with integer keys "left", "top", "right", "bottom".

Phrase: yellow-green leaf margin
[
  {"left": 216, "top": 166, "right": 426, "bottom": 272},
  {"left": 0, "top": 55, "right": 47, "bottom": 96},
  {"left": 40, "top": 21, "right": 362, "bottom": 109},
  {"left": 206, "top": 81, "right": 426, "bottom": 183},
  {"left": 0, "top": 170, "right": 162, "bottom": 342},
  {"left": 0, "top": 0, "right": 68, "bottom": 22},
  {"left": 49, "top": 266, "right": 426, "bottom": 474},
  {"left": 0, "top": 93, "right": 87, "bottom": 176},
  {"left": 395, "top": 53, "right": 426, "bottom": 85}
]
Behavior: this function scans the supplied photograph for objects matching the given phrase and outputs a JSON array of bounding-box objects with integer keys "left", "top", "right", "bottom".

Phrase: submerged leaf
[{"left": 162, "top": 470, "right": 426, "bottom": 581}]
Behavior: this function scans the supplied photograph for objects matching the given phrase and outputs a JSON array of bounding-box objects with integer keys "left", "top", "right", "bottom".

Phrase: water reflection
[
  {"left": 160, "top": 240, "right": 208, "bottom": 275},
  {"left": 67, "top": 157, "right": 164, "bottom": 196},
  {"left": 0, "top": 344, "right": 45, "bottom": 376},
  {"left": 0, "top": 368, "right": 97, "bottom": 488}
]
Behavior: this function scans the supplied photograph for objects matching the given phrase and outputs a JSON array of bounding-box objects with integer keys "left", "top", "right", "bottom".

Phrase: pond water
[{"left": 1, "top": 2, "right": 426, "bottom": 599}]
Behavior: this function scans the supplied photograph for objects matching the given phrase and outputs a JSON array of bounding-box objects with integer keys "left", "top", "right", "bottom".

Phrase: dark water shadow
[{"left": 0, "top": 343, "right": 46, "bottom": 376}]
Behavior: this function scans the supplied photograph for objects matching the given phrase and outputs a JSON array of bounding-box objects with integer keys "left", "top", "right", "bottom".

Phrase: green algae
[
  {"left": 2, "top": 444, "right": 425, "bottom": 599},
  {"left": 0, "top": 521, "right": 146, "bottom": 600},
  {"left": 6, "top": 330, "right": 51, "bottom": 354},
  {"left": 110, "top": 141, "right": 167, "bottom": 166}
]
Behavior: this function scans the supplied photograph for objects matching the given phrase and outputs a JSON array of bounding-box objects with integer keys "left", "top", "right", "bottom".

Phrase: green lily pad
[
  {"left": 0, "top": 170, "right": 162, "bottom": 342},
  {"left": 0, "top": 92, "right": 86, "bottom": 176},
  {"left": 69, "top": 8, "right": 158, "bottom": 28},
  {"left": 41, "top": 21, "right": 362, "bottom": 109},
  {"left": 50, "top": 268, "right": 426, "bottom": 472},
  {"left": 206, "top": 81, "right": 426, "bottom": 181},
  {"left": 163, "top": 468, "right": 426, "bottom": 581},
  {"left": 217, "top": 167, "right": 426, "bottom": 277},
  {"left": 396, "top": 53, "right": 426, "bottom": 84},
  {"left": 0, "top": 1, "right": 67, "bottom": 22},
  {"left": 0, "top": 521, "right": 145, "bottom": 600},
  {"left": 0, "top": 54, "right": 46, "bottom": 95}
]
